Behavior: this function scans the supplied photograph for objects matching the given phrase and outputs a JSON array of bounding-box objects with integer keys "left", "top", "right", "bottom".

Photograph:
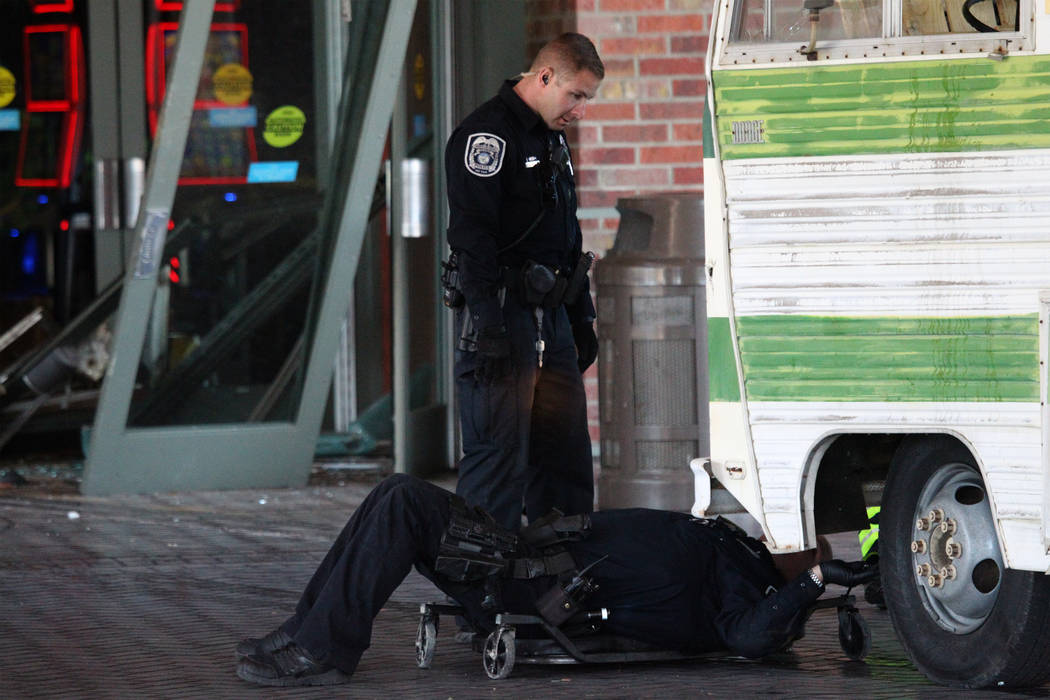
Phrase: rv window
[
  {"left": 903, "top": 0, "right": 1018, "bottom": 34},
  {"left": 732, "top": 0, "right": 883, "bottom": 42}
]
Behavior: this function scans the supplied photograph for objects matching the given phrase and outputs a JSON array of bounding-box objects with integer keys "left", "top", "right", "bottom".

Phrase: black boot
[
  {"left": 236, "top": 643, "right": 351, "bottom": 687},
  {"left": 234, "top": 628, "right": 292, "bottom": 659}
]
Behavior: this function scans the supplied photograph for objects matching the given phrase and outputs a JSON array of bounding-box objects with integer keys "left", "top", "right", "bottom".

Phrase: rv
[{"left": 700, "top": 0, "right": 1050, "bottom": 687}]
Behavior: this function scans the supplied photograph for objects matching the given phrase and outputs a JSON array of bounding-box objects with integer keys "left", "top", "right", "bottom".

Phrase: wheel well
[{"left": 810, "top": 433, "right": 975, "bottom": 535}]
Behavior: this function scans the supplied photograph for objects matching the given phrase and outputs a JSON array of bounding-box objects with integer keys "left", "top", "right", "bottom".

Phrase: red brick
[
  {"left": 640, "top": 79, "right": 673, "bottom": 99},
  {"left": 640, "top": 145, "right": 700, "bottom": 163},
  {"left": 639, "top": 100, "right": 703, "bottom": 119},
  {"left": 674, "top": 166, "right": 704, "bottom": 185},
  {"left": 577, "top": 15, "right": 636, "bottom": 36},
  {"left": 587, "top": 101, "right": 636, "bottom": 120},
  {"left": 601, "top": 36, "right": 666, "bottom": 55},
  {"left": 602, "top": 123, "right": 668, "bottom": 143},
  {"left": 673, "top": 122, "right": 702, "bottom": 140},
  {"left": 673, "top": 78, "right": 705, "bottom": 96},
  {"left": 601, "top": 167, "right": 671, "bottom": 187},
  {"left": 580, "top": 189, "right": 632, "bottom": 207},
  {"left": 601, "top": 217, "right": 620, "bottom": 231},
  {"left": 579, "top": 146, "right": 636, "bottom": 165},
  {"left": 639, "top": 57, "right": 705, "bottom": 75},
  {"left": 637, "top": 13, "right": 705, "bottom": 32},
  {"left": 576, "top": 124, "right": 600, "bottom": 144},
  {"left": 671, "top": 35, "right": 707, "bottom": 53},
  {"left": 577, "top": 0, "right": 597, "bottom": 10},
  {"left": 599, "top": 0, "right": 666, "bottom": 10},
  {"left": 602, "top": 58, "right": 636, "bottom": 77},
  {"left": 576, "top": 168, "right": 599, "bottom": 187}
]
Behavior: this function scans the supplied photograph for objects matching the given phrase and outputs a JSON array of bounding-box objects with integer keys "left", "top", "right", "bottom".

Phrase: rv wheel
[{"left": 882, "top": 437, "right": 1050, "bottom": 688}]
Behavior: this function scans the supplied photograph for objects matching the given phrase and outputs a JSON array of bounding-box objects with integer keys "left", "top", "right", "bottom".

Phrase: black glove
[
  {"left": 474, "top": 325, "right": 511, "bottom": 384},
  {"left": 819, "top": 559, "right": 879, "bottom": 588},
  {"left": 572, "top": 322, "right": 598, "bottom": 373}
]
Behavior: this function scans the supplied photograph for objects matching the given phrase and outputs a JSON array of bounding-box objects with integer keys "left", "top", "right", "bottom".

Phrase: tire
[
  {"left": 837, "top": 607, "right": 870, "bottom": 661},
  {"left": 882, "top": 436, "right": 1050, "bottom": 688},
  {"left": 416, "top": 615, "right": 437, "bottom": 669},
  {"left": 482, "top": 626, "right": 516, "bottom": 680}
]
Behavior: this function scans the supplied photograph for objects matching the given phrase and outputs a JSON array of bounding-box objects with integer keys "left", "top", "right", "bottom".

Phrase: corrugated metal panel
[
  {"left": 712, "top": 56, "right": 1050, "bottom": 159},
  {"left": 725, "top": 150, "right": 1050, "bottom": 316}
]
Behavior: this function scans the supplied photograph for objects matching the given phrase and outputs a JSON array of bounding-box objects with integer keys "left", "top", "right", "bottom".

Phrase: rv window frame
[{"left": 719, "top": 0, "right": 1032, "bottom": 64}]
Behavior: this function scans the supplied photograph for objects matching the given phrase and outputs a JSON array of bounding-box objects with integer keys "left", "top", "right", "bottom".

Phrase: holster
[
  {"left": 434, "top": 496, "right": 518, "bottom": 582},
  {"left": 536, "top": 580, "right": 590, "bottom": 627},
  {"left": 501, "top": 251, "right": 593, "bottom": 309}
]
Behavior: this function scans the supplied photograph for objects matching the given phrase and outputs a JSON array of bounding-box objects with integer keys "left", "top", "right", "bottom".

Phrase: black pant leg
[
  {"left": 525, "top": 306, "right": 594, "bottom": 519},
  {"left": 282, "top": 474, "right": 454, "bottom": 674},
  {"left": 454, "top": 303, "right": 538, "bottom": 530}
]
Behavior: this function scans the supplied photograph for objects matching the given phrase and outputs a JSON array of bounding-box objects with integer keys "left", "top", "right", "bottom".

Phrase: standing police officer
[{"left": 444, "top": 34, "right": 604, "bottom": 531}]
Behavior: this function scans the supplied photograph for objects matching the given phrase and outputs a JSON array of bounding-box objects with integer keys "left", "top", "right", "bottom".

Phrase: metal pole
[
  {"left": 434, "top": 0, "right": 457, "bottom": 470},
  {"left": 391, "top": 57, "right": 409, "bottom": 473}
]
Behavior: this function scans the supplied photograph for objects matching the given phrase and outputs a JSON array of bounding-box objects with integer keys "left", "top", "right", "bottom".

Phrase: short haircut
[{"left": 531, "top": 33, "right": 604, "bottom": 82}]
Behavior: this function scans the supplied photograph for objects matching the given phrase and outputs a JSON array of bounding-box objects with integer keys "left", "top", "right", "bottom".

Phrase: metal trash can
[{"left": 595, "top": 194, "right": 707, "bottom": 511}]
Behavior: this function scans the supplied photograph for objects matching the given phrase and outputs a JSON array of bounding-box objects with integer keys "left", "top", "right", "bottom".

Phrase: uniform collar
[{"left": 499, "top": 79, "right": 545, "bottom": 134}]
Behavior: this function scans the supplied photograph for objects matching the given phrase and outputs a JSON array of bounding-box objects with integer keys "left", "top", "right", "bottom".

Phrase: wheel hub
[{"left": 910, "top": 462, "right": 1003, "bottom": 633}]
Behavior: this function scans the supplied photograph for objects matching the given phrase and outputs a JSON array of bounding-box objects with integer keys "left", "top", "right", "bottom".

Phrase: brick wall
[
  {"left": 525, "top": 0, "right": 708, "bottom": 251},
  {"left": 523, "top": 0, "right": 709, "bottom": 464}
]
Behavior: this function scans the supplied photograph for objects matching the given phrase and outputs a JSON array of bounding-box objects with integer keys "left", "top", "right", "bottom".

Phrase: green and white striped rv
[{"left": 700, "top": 0, "right": 1050, "bottom": 687}]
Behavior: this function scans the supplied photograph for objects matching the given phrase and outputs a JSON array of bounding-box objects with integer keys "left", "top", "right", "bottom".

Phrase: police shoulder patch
[{"left": 464, "top": 132, "right": 506, "bottom": 177}]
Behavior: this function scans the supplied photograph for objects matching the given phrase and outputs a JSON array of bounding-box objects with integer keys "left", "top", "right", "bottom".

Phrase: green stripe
[
  {"left": 735, "top": 315, "right": 1039, "bottom": 402},
  {"left": 708, "top": 317, "right": 741, "bottom": 402},
  {"left": 712, "top": 56, "right": 1050, "bottom": 158},
  {"left": 703, "top": 97, "right": 714, "bottom": 157}
]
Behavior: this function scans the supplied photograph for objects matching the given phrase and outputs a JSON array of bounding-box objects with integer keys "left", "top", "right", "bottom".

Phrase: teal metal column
[{"left": 83, "top": 0, "right": 419, "bottom": 495}]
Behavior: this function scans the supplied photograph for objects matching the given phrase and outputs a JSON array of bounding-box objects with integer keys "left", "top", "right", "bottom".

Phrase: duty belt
[
  {"left": 507, "top": 550, "right": 578, "bottom": 579},
  {"left": 500, "top": 251, "right": 594, "bottom": 309},
  {"left": 435, "top": 497, "right": 588, "bottom": 583}
]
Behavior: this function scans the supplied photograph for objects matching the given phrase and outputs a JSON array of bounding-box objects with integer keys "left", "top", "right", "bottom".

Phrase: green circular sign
[{"left": 263, "top": 105, "right": 306, "bottom": 148}]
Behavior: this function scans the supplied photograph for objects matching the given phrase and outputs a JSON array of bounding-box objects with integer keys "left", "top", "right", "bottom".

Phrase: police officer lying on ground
[{"left": 235, "top": 474, "right": 877, "bottom": 687}]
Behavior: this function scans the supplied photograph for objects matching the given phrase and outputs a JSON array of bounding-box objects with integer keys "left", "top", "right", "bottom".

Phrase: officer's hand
[
  {"left": 475, "top": 325, "right": 511, "bottom": 384},
  {"left": 819, "top": 559, "right": 879, "bottom": 588},
  {"left": 573, "top": 322, "right": 598, "bottom": 373}
]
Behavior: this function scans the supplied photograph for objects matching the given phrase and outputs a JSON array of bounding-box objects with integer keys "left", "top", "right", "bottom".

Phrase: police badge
[{"left": 464, "top": 133, "right": 505, "bottom": 177}]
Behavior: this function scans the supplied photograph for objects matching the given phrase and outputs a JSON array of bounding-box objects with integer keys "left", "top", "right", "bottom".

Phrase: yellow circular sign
[
  {"left": 263, "top": 105, "right": 306, "bottom": 148},
  {"left": 0, "top": 66, "right": 16, "bottom": 109},
  {"left": 212, "top": 63, "right": 252, "bottom": 105},
  {"left": 413, "top": 53, "right": 425, "bottom": 101}
]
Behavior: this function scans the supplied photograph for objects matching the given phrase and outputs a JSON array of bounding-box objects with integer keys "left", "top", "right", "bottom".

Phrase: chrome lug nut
[
  {"left": 940, "top": 518, "right": 957, "bottom": 535},
  {"left": 928, "top": 508, "right": 945, "bottom": 524},
  {"left": 941, "top": 565, "right": 957, "bottom": 580},
  {"left": 911, "top": 539, "right": 927, "bottom": 554},
  {"left": 916, "top": 517, "right": 930, "bottom": 531},
  {"left": 917, "top": 563, "right": 932, "bottom": 577},
  {"left": 945, "top": 540, "right": 962, "bottom": 559},
  {"left": 928, "top": 573, "right": 944, "bottom": 588}
]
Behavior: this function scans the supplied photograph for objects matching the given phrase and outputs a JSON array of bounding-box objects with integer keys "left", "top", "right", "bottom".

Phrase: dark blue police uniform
[
  {"left": 445, "top": 79, "right": 595, "bottom": 531},
  {"left": 259, "top": 475, "right": 826, "bottom": 675}
]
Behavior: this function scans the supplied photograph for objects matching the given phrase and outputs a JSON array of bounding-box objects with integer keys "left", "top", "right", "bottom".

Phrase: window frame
[{"left": 719, "top": 0, "right": 1032, "bottom": 64}]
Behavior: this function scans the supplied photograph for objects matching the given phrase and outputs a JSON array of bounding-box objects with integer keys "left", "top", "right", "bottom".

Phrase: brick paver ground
[{"left": 1, "top": 469, "right": 1045, "bottom": 699}]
